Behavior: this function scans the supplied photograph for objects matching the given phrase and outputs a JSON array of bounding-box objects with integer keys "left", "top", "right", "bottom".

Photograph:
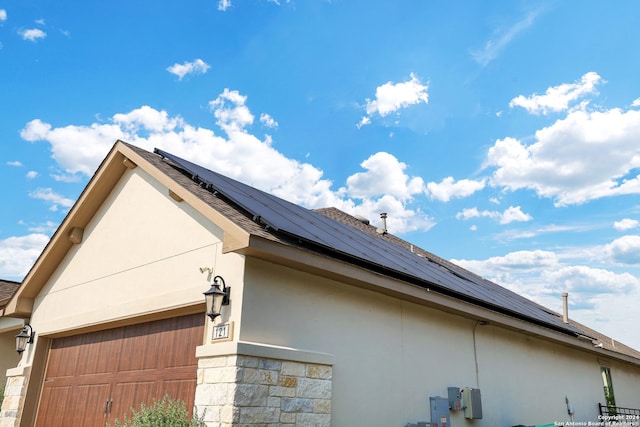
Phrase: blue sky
[{"left": 2, "top": 1, "right": 640, "bottom": 349}]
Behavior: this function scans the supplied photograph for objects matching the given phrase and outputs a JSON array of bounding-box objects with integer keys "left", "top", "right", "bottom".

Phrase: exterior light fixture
[
  {"left": 204, "top": 275, "right": 230, "bottom": 322},
  {"left": 16, "top": 324, "right": 35, "bottom": 354}
]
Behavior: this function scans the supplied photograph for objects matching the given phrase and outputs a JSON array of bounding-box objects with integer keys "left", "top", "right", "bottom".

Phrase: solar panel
[{"left": 155, "top": 148, "right": 583, "bottom": 337}]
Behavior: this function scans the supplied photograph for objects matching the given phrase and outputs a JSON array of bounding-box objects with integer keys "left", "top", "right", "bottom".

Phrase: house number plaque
[{"left": 212, "top": 322, "right": 231, "bottom": 341}]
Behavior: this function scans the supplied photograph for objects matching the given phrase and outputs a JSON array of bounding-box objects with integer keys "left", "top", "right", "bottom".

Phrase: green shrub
[
  {"left": 108, "top": 395, "right": 205, "bottom": 427},
  {"left": 0, "top": 380, "right": 5, "bottom": 408}
]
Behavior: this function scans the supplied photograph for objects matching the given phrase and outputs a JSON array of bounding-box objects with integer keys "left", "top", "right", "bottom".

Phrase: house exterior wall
[
  {"left": 602, "top": 359, "right": 640, "bottom": 410},
  {"left": 0, "top": 318, "right": 22, "bottom": 379},
  {"left": 239, "top": 257, "right": 640, "bottom": 426},
  {"left": 0, "top": 167, "right": 246, "bottom": 427},
  {"left": 2, "top": 152, "right": 638, "bottom": 426},
  {"left": 30, "top": 167, "right": 244, "bottom": 336}
]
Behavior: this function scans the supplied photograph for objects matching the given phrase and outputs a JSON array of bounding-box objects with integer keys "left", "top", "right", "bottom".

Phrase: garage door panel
[
  {"left": 35, "top": 385, "right": 71, "bottom": 427},
  {"left": 118, "top": 321, "right": 163, "bottom": 372},
  {"left": 110, "top": 380, "right": 158, "bottom": 422},
  {"left": 71, "top": 384, "right": 112, "bottom": 427},
  {"left": 78, "top": 328, "right": 124, "bottom": 375},
  {"left": 161, "top": 378, "right": 198, "bottom": 411},
  {"left": 165, "top": 315, "right": 203, "bottom": 368},
  {"left": 36, "top": 383, "right": 111, "bottom": 427},
  {"left": 45, "top": 335, "right": 82, "bottom": 378},
  {"left": 35, "top": 313, "right": 204, "bottom": 427}
]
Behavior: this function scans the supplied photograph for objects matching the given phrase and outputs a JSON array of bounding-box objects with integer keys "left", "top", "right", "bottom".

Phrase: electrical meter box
[
  {"left": 462, "top": 387, "right": 482, "bottom": 419},
  {"left": 447, "top": 387, "right": 462, "bottom": 411},
  {"left": 429, "top": 396, "right": 450, "bottom": 427}
]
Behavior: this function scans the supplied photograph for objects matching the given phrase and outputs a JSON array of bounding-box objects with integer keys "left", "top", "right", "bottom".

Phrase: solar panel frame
[{"left": 155, "top": 148, "right": 584, "bottom": 337}]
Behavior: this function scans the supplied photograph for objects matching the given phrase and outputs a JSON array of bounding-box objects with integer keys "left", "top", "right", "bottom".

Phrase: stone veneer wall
[
  {"left": 0, "top": 371, "right": 27, "bottom": 427},
  {"left": 195, "top": 355, "right": 332, "bottom": 427}
]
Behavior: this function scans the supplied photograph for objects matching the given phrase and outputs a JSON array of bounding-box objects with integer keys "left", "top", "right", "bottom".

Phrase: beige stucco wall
[
  {"left": 21, "top": 166, "right": 245, "bottom": 363},
  {"left": 240, "top": 257, "right": 640, "bottom": 426},
  {"left": 601, "top": 358, "right": 640, "bottom": 410},
  {"left": 0, "top": 318, "right": 23, "bottom": 381}
]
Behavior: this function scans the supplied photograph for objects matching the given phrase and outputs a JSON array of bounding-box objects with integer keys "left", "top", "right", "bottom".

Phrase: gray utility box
[
  {"left": 430, "top": 396, "right": 450, "bottom": 427},
  {"left": 447, "top": 387, "right": 463, "bottom": 411},
  {"left": 462, "top": 387, "right": 482, "bottom": 419}
]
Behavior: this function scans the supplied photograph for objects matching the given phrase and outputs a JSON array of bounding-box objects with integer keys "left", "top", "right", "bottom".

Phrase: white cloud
[
  {"left": 21, "top": 89, "right": 434, "bottom": 235},
  {"left": 425, "top": 177, "right": 485, "bottom": 202},
  {"left": 260, "top": 113, "right": 278, "bottom": 128},
  {"left": 456, "top": 205, "right": 532, "bottom": 224},
  {"left": 509, "top": 72, "right": 603, "bottom": 115},
  {"left": 356, "top": 116, "right": 371, "bottom": 129},
  {"left": 0, "top": 234, "right": 50, "bottom": 279},
  {"left": 0, "top": 9, "right": 7, "bottom": 22},
  {"left": 613, "top": 218, "right": 639, "bottom": 231},
  {"left": 452, "top": 249, "right": 640, "bottom": 348},
  {"left": 27, "top": 221, "right": 58, "bottom": 234},
  {"left": 21, "top": 118, "right": 125, "bottom": 177},
  {"left": 113, "top": 106, "right": 183, "bottom": 133},
  {"left": 455, "top": 250, "right": 558, "bottom": 273},
  {"left": 457, "top": 207, "right": 493, "bottom": 221},
  {"left": 468, "top": 251, "right": 634, "bottom": 313},
  {"left": 166, "top": 58, "right": 210, "bottom": 80},
  {"left": 20, "top": 28, "right": 46, "bottom": 42},
  {"left": 500, "top": 206, "right": 533, "bottom": 224},
  {"left": 471, "top": 11, "right": 538, "bottom": 66},
  {"left": 486, "top": 107, "right": 640, "bottom": 206},
  {"left": 209, "top": 88, "right": 255, "bottom": 134},
  {"left": 218, "top": 0, "right": 231, "bottom": 11},
  {"left": 631, "top": 98, "right": 640, "bottom": 107},
  {"left": 349, "top": 194, "right": 435, "bottom": 235},
  {"left": 7, "top": 161, "right": 22, "bottom": 167},
  {"left": 604, "top": 235, "right": 640, "bottom": 265},
  {"left": 546, "top": 265, "right": 637, "bottom": 296},
  {"left": 358, "top": 73, "right": 428, "bottom": 127},
  {"left": 344, "top": 152, "right": 424, "bottom": 201},
  {"left": 29, "top": 188, "right": 75, "bottom": 211},
  {"left": 26, "top": 171, "right": 38, "bottom": 179}
]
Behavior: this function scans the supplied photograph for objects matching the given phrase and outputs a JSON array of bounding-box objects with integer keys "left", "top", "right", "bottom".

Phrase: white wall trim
[{"left": 196, "top": 340, "right": 335, "bottom": 365}]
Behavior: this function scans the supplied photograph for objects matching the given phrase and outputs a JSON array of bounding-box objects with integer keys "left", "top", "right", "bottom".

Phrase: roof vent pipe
[
  {"left": 380, "top": 212, "right": 388, "bottom": 234},
  {"left": 562, "top": 292, "right": 569, "bottom": 323}
]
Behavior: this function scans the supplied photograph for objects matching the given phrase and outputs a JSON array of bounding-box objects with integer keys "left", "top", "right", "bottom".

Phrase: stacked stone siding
[
  {"left": 0, "top": 374, "right": 27, "bottom": 427},
  {"left": 195, "top": 355, "right": 332, "bottom": 427}
]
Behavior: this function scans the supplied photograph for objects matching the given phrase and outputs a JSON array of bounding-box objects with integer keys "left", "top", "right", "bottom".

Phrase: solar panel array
[{"left": 155, "top": 148, "right": 583, "bottom": 337}]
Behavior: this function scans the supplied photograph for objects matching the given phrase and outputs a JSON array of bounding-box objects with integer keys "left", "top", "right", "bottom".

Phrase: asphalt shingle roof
[{"left": 0, "top": 279, "right": 20, "bottom": 307}]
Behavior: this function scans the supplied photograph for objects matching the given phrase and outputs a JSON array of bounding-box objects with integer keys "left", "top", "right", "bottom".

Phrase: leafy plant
[
  {"left": 0, "top": 380, "right": 5, "bottom": 409},
  {"left": 108, "top": 395, "right": 205, "bottom": 427}
]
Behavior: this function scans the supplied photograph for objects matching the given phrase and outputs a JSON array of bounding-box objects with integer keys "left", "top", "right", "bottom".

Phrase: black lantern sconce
[
  {"left": 16, "top": 324, "right": 35, "bottom": 354},
  {"left": 203, "top": 275, "right": 230, "bottom": 322}
]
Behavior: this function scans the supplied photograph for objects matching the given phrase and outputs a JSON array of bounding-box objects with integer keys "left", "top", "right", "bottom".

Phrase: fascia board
[{"left": 5, "top": 143, "right": 131, "bottom": 318}]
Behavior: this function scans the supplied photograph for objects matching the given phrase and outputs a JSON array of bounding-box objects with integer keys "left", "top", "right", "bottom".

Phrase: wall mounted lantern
[
  {"left": 16, "top": 324, "right": 35, "bottom": 354},
  {"left": 204, "top": 275, "right": 230, "bottom": 322}
]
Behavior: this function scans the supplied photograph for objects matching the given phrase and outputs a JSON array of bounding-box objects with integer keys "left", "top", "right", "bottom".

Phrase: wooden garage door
[{"left": 35, "top": 313, "right": 204, "bottom": 427}]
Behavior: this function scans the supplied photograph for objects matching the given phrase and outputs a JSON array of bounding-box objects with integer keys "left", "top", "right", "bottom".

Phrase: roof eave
[
  {"left": 237, "top": 234, "right": 640, "bottom": 367},
  {"left": 5, "top": 142, "right": 132, "bottom": 318}
]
